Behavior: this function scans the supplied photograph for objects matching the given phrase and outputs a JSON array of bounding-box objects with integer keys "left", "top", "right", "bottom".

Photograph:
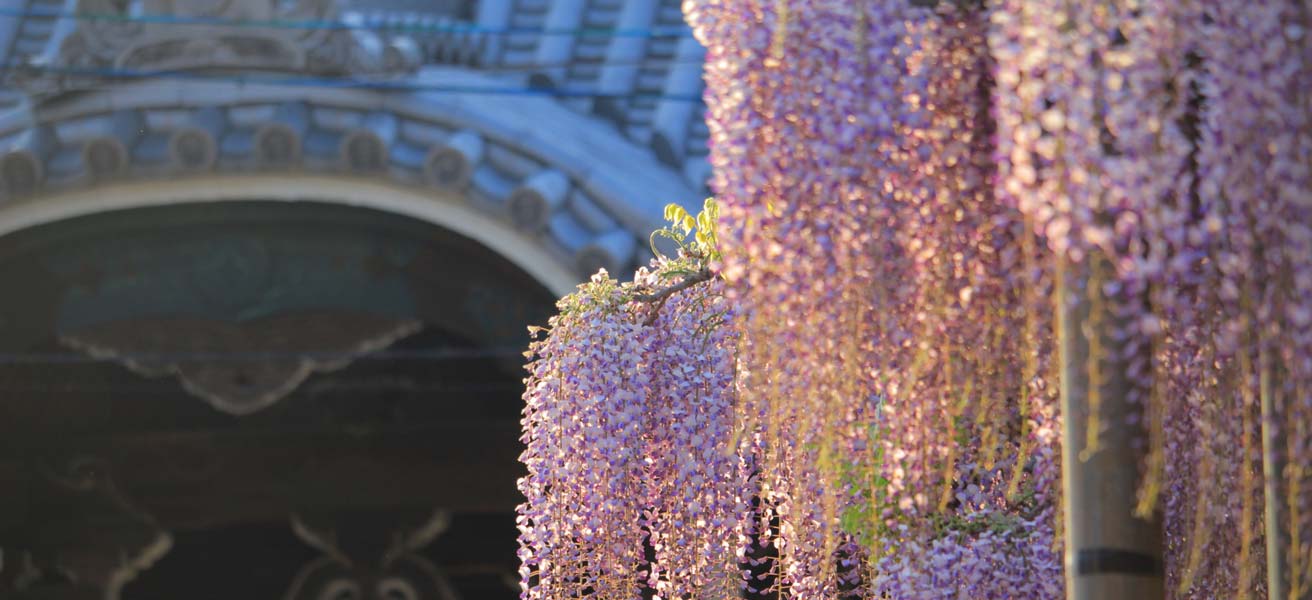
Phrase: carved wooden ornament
[
  {"left": 285, "top": 510, "right": 461, "bottom": 600},
  {"left": 59, "top": 312, "right": 422, "bottom": 416}
]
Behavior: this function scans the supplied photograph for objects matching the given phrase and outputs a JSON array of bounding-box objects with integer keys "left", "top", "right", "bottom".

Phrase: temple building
[{"left": 0, "top": 0, "right": 708, "bottom": 597}]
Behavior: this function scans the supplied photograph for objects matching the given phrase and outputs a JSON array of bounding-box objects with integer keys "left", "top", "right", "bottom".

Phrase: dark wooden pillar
[
  {"left": 1059, "top": 254, "right": 1165, "bottom": 600},
  {"left": 1260, "top": 346, "right": 1291, "bottom": 600}
]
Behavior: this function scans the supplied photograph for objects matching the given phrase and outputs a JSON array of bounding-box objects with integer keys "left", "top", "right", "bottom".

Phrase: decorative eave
[
  {"left": 0, "top": 0, "right": 715, "bottom": 191},
  {"left": 0, "top": 67, "right": 692, "bottom": 280},
  {"left": 4, "top": 0, "right": 423, "bottom": 100}
]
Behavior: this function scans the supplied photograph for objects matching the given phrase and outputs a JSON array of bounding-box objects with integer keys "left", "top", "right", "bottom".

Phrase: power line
[
  {"left": 3, "top": 54, "right": 708, "bottom": 76},
  {"left": 0, "top": 381, "right": 525, "bottom": 393},
  {"left": 0, "top": 6, "right": 695, "bottom": 38},
  {"left": 405, "top": 56, "right": 706, "bottom": 74},
  {"left": 0, "top": 347, "right": 532, "bottom": 364},
  {"left": 5, "top": 63, "right": 705, "bottom": 102}
]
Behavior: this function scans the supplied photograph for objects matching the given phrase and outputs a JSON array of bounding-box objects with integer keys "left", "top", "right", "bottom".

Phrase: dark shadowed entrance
[{"left": 0, "top": 202, "right": 553, "bottom": 599}]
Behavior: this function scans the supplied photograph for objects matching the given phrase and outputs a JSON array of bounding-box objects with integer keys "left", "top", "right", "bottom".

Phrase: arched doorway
[{"left": 0, "top": 201, "right": 554, "bottom": 599}]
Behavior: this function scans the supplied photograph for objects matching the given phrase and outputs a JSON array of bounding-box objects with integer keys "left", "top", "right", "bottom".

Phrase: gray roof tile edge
[{"left": 0, "top": 75, "right": 706, "bottom": 278}]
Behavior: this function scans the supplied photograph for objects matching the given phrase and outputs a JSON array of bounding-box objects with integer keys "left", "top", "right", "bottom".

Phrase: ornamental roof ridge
[
  {"left": 0, "top": 75, "right": 687, "bottom": 277},
  {"left": 6, "top": 0, "right": 422, "bottom": 100}
]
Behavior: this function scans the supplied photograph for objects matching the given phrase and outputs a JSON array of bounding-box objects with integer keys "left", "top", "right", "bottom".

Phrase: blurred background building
[{"left": 0, "top": 0, "right": 708, "bottom": 597}]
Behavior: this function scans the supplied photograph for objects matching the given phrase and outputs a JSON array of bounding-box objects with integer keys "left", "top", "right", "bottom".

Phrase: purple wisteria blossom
[
  {"left": 519, "top": 0, "right": 1312, "bottom": 597},
  {"left": 518, "top": 264, "right": 751, "bottom": 598}
]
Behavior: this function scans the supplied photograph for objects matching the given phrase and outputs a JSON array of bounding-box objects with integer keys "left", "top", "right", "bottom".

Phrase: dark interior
[{"left": 0, "top": 201, "right": 555, "bottom": 599}]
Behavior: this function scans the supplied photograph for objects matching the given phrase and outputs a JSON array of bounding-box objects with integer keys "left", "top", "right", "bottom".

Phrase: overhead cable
[
  {"left": 0, "top": 347, "right": 532, "bottom": 364},
  {"left": 5, "top": 63, "right": 705, "bottom": 102},
  {"left": 0, "top": 6, "right": 695, "bottom": 38}
]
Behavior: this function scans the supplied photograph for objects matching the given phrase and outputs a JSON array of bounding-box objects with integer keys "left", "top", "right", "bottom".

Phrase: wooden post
[
  {"left": 1059, "top": 254, "right": 1165, "bottom": 600},
  {"left": 1260, "top": 345, "right": 1290, "bottom": 600}
]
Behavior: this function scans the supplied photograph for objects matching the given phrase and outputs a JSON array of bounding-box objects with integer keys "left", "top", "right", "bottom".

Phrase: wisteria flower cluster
[
  {"left": 517, "top": 202, "right": 752, "bottom": 598},
  {"left": 988, "top": 0, "right": 1312, "bottom": 595},
  {"left": 520, "top": 0, "right": 1312, "bottom": 597},
  {"left": 684, "top": 0, "right": 1064, "bottom": 596}
]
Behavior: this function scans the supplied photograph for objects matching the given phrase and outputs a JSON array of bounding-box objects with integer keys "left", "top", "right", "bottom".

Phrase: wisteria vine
[
  {"left": 517, "top": 201, "right": 753, "bottom": 598},
  {"left": 518, "top": 0, "right": 1312, "bottom": 598}
]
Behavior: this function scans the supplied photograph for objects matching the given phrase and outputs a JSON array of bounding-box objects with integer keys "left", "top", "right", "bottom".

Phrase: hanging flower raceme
[
  {"left": 517, "top": 272, "right": 655, "bottom": 599},
  {"left": 637, "top": 261, "right": 751, "bottom": 599},
  {"left": 989, "top": 0, "right": 1312, "bottom": 595},
  {"left": 874, "top": 407, "right": 1064, "bottom": 599},
  {"left": 685, "top": 0, "right": 1065, "bottom": 596},
  {"left": 683, "top": 0, "right": 912, "bottom": 593},
  {"left": 519, "top": 0, "right": 1312, "bottom": 597},
  {"left": 1186, "top": 0, "right": 1312, "bottom": 594},
  {"left": 870, "top": 6, "right": 1064, "bottom": 597},
  {"left": 517, "top": 207, "right": 752, "bottom": 598}
]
